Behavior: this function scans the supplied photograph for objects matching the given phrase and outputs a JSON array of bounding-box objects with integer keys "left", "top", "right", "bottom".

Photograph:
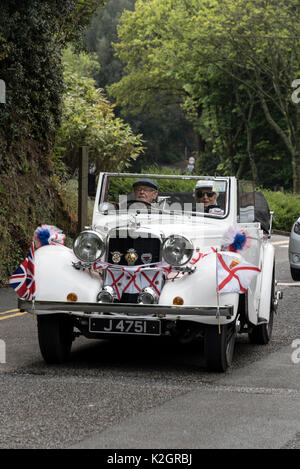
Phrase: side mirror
[{"left": 268, "top": 211, "right": 274, "bottom": 238}]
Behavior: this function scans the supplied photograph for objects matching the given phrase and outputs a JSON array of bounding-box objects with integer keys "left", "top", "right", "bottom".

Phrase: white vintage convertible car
[{"left": 18, "top": 173, "right": 282, "bottom": 371}]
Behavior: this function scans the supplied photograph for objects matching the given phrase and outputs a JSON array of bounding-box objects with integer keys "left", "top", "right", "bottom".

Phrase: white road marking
[{"left": 277, "top": 282, "right": 300, "bottom": 287}]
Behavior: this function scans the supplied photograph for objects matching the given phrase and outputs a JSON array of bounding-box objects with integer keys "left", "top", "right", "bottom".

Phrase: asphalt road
[{"left": 0, "top": 234, "right": 300, "bottom": 450}]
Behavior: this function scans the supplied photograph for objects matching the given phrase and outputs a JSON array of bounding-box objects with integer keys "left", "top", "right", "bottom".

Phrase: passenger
[{"left": 194, "top": 181, "right": 224, "bottom": 215}]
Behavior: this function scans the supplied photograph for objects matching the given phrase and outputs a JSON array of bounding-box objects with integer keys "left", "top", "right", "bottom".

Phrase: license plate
[{"left": 89, "top": 317, "right": 161, "bottom": 336}]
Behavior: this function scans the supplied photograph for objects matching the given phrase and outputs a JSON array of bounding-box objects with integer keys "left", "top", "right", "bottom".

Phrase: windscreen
[{"left": 99, "top": 175, "right": 228, "bottom": 217}]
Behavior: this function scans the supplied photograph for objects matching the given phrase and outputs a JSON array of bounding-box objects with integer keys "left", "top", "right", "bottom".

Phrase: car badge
[
  {"left": 125, "top": 248, "right": 138, "bottom": 266},
  {"left": 141, "top": 253, "right": 152, "bottom": 264},
  {"left": 111, "top": 251, "right": 123, "bottom": 264}
]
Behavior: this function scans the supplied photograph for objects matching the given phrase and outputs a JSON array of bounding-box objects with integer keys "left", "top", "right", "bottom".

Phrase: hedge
[{"left": 261, "top": 189, "right": 300, "bottom": 233}]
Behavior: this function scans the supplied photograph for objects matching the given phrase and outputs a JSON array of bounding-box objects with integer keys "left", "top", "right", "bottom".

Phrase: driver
[
  {"left": 194, "top": 180, "right": 224, "bottom": 215},
  {"left": 132, "top": 178, "right": 158, "bottom": 204}
]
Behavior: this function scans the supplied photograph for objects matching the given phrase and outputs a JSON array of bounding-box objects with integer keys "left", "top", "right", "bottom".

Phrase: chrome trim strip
[{"left": 18, "top": 299, "right": 234, "bottom": 318}]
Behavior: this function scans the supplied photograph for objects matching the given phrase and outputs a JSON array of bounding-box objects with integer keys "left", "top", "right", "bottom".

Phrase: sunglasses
[{"left": 196, "top": 190, "right": 215, "bottom": 198}]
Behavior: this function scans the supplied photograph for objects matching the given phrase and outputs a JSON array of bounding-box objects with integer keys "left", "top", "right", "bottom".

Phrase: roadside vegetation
[
  {"left": 0, "top": 1, "right": 143, "bottom": 285},
  {"left": 87, "top": 0, "right": 300, "bottom": 192},
  {"left": 261, "top": 190, "right": 300, "bottom": 232}
]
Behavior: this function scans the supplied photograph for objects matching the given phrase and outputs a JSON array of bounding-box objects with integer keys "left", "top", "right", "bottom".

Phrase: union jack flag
[{"left": 9, "top": 242, "right": 36, "bottom": 300}]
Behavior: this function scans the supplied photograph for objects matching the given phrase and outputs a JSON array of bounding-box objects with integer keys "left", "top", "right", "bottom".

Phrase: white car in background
[
  {"left": 18, "top": 173, "right": 281, "bottom": 371},
  {"left": 289, "top": 217, "right": 300, "bottom": 280}
]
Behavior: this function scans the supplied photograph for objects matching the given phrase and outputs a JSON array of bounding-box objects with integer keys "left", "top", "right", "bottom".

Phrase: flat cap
[{"left": 133, "top": 178, "right": 158, "bottom": 190}]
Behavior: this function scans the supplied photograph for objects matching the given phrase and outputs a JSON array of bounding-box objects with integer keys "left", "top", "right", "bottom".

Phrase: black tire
[
  {"left": 37, "top": 314, "right": 73, "bottom": 364},
  {"left": 248, "top": 309, "right": 274, "bottom": 345},
  {"left": 291, "top": 267, "right": 300, "bottom": 281},
  {"left": 204, "top": 323, "right": 236, "bottom": 372},
  {"left": 248, "top": 265, "right": 275, "bottom": 345}
]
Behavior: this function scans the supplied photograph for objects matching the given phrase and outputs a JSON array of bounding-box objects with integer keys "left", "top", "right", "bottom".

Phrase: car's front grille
[{"left": 107, "top": 230, "right": 161, "bottom": 266}]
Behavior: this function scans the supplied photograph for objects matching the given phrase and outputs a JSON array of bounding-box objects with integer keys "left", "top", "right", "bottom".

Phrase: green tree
[
  {"left": 183, "top": 0, "right": 300, "bottom": 191},
  {"left": 62, "top": 45, "right": 100, "bottom": 78},
  {"left": 54, "top": 67, "right": 144, "bottom": 173},
  {"left": 0, "top": 0, "right": 105, "bottom": 169},
  {"left": 0, "top": 1, "right": 105, "bottom": 284},
  {"left": 85, "top": 0, "right": 195, "bottom": 170},
  {"left": 109, "top": 0, "right": 300, "bottom": 189},
  {"left": 85, "top": 0, "right": 137, "bottom": 88}
]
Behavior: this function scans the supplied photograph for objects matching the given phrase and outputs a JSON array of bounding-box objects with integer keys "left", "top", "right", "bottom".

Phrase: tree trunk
[
  {"left": 255, "top": 72, "right": 300, "bottom": 191},
  {"left": 291, "top": 150, "right": 300, "bottom": 194},
  {"left": 292, "top": 106, "right": 300, "bottom": 193},
  {"left": 195, "top": 132, "right": 205, "bottom": 172},
  {"left": 236, "top": 153, "right": 247, "bottom": 179},
  {"left": 246, "top": 112, "right": 259, "bottom": 186}
]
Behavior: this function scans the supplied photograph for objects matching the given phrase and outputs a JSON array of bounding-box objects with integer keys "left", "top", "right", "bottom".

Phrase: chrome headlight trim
[
  {"left": 73, "top": 230, "right": 105, "bottom": 263},
  {"left": 162, "top": 235, "right": 194, "bottom": 266}
]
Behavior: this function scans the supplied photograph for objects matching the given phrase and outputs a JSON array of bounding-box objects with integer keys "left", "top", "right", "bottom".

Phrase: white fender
[
  {"left": 34, "top": 245, "right": 102, "bottom": 303},
  {"left": 257, "top": 241, "right": 275, "bottom": 322},
  {"left": 159, "top": 254, "right": 239, "bottom": 325}
]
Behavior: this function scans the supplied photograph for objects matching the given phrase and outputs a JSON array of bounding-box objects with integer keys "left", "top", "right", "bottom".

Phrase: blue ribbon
[
  {"left": 232, "top": 233, "right": 247, "bottom": 251},
  {"left": 37, "top": 229, "right": 50, "bottom": 246}
]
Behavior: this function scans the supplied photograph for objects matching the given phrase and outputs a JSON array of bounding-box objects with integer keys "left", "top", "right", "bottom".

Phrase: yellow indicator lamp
[
  {"left": 173, "top": 296, "right": 184, "bottom": 305},
  {"left": 67, "top": 292, "right": 78, "bottom": 302}
]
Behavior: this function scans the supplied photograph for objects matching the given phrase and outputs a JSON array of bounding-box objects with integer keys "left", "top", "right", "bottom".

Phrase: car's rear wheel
[
  {"left": 37, "top": 314, "right": 73, "bottom": 364},
  {"left": 204, "top": 323, "right": 236, "bottom": 372},
  {"left": 291, "top": 266, "right": 300, "bottom": 281}
]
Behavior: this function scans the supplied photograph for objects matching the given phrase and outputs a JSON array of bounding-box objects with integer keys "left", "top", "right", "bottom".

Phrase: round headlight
[
  {"left": 73, "top": 230, "right": 104, "bottom": 262},
  {"left": 294, "top": 222, "right": 300, "bottom": 235},
  {"left": 162, "top": 235, "right": 193, "bottom": 266}
]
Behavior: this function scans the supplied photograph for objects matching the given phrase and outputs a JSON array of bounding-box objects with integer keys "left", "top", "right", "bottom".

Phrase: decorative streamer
[
  {"left": 34, "top": 224, "right": 66, "bottom": 249},
  {"left": 221, "top": 226, "right": 250, "bottom": 253}
]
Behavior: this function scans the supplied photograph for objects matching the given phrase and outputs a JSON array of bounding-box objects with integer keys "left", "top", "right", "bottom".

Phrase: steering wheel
[{"left": 127, "top": 199, "right": 153, "bottom": 210}]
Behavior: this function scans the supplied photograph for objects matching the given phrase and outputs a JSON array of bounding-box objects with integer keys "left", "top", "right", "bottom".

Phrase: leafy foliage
[
  {"left": 108, "top": 0, "right": 300, "bottom": 190},
  {"left": 85, "top": 0, "right": 195, "bottom": 170},
  {"left": 0, "top": 1, "right": 105, "bottom": 284},
  {"left": 53, "top": 67, "right": 144, "bottom": 173},
  {"left": 62, "top": 45, "right": 100, "bottom": 78},
  {"left": 262, "top": 189, "right": 300, "bottom": 232},
  {"left": 85, "top": 0, "right": 137, "bottom": 88},
  {"left": 106, "top": 165, "right": 196, "bottom": 200},
  {"left": 0, "top": 0, "right": 105, "bottom": 170}
]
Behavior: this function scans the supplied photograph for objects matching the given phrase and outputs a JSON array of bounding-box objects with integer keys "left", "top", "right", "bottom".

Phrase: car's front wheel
[
  {"left": 37, "top": 314, "right": 74, "bottom": 364},
  {"left": 204, "top": 323, "right": 236, "bottom": 372}
]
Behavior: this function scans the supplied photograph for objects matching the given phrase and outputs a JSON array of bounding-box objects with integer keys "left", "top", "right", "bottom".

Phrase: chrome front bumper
[{"left": 18, "top": 299, "right": 234, "bottom": 319}]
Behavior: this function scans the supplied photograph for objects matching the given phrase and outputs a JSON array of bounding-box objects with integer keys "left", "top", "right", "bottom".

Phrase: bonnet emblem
[
  {"left": 111, "top": 251, "right": 122, "bottom": 264},
  {"left": 141, "top": 253, "right": 152, "bottom": 264},
  {"left": 125, "top": 248, "right": 138, "bottom": 266}
]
